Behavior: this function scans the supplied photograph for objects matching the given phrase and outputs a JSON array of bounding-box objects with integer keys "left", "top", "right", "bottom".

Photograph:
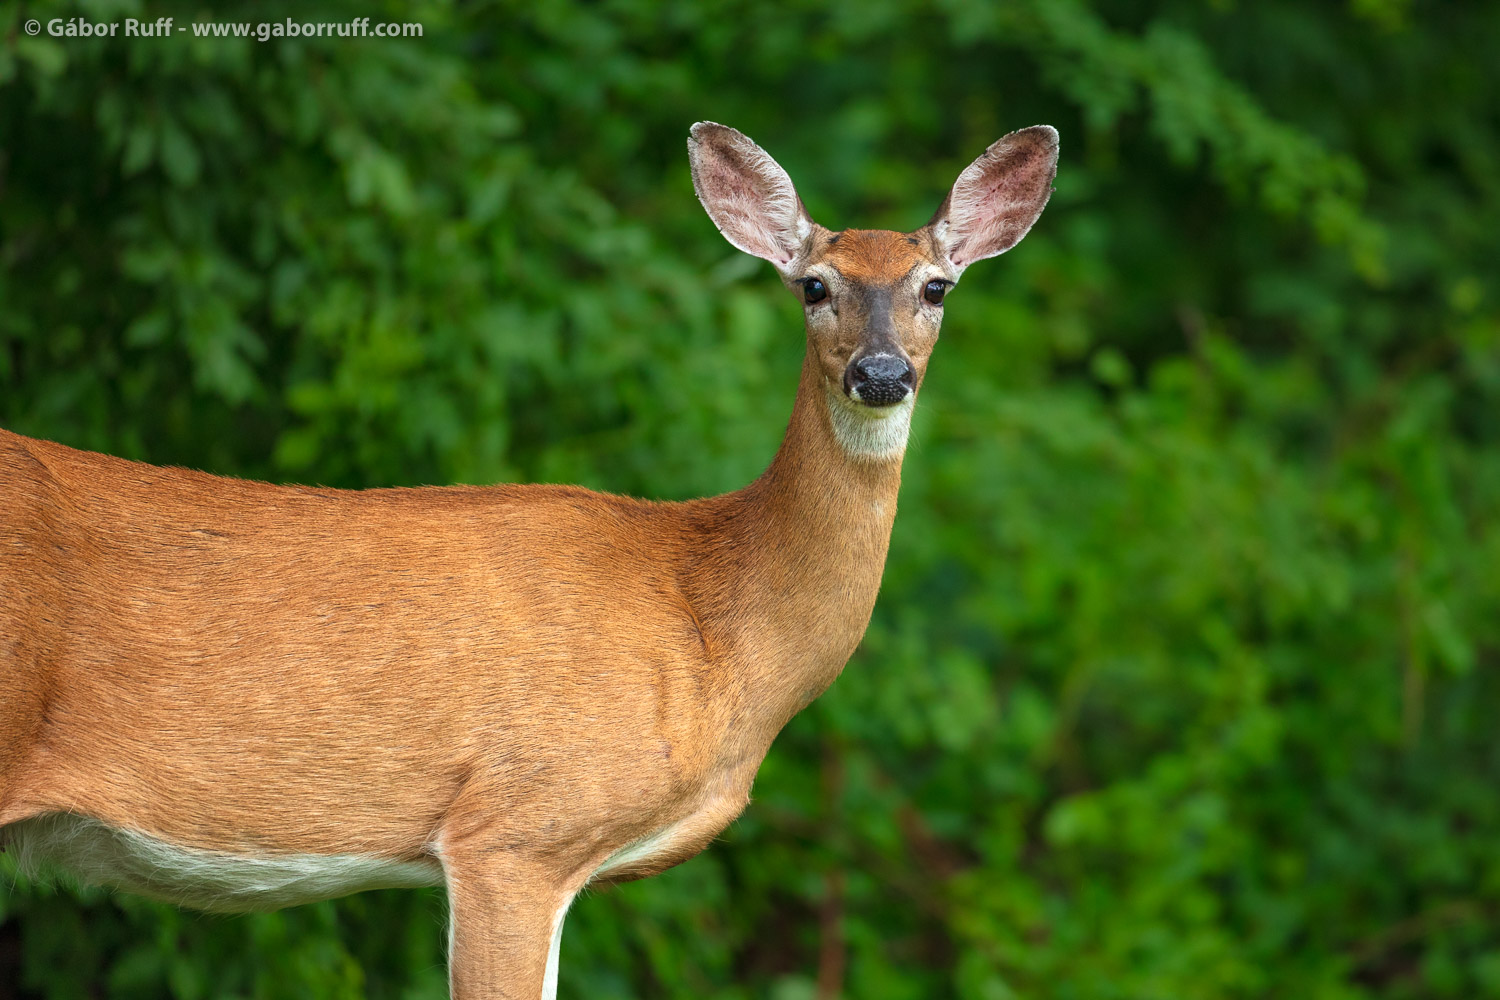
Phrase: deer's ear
[
  {"left": 930, "top": 125, "right": 1058, "bottom": 270},
  {"left": 688, "top": 122, "right": 812, "bottom": 269}
]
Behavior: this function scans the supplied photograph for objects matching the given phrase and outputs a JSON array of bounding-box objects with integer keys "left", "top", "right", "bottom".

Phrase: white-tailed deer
[{"left": 0, "top": 122, "right": 1057, "bottom": 997}]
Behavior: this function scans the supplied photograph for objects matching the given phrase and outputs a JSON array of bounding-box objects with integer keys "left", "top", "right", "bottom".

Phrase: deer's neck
[{"left": 693, "top": 358, "right": 907, "bottom": 739}]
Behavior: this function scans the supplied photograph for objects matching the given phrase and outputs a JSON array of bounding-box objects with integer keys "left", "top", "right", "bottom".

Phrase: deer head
[{"left": 688, "top": 121, "right": 1059, "bottom": 459}]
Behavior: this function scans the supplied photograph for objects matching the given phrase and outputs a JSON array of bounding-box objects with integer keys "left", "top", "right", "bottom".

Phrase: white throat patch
[{"left": 825, "top": 383, "right": 915, "bottom": 460}]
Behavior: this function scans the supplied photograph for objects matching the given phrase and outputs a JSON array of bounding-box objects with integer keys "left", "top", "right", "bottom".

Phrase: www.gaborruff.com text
[{"left": 43, "top": 17, "right": 424, "bottom": 42}]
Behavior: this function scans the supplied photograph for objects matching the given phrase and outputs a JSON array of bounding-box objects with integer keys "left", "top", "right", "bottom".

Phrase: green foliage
[{"left": 2, "top": 0, "right": 1497, "bottom": 997}]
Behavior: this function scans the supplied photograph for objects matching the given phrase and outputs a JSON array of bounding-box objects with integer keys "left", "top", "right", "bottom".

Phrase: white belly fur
[
  {"left": 590, "top": 815, "right": 692, "bottom": 880},
  {"left": 1, "top": 813, "right": 443, "bottom": 913}
]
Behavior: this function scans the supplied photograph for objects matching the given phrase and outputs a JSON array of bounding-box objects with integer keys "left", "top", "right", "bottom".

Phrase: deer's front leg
[{"left": 443, "top": 853, "right": 577, "bottom": 1000}]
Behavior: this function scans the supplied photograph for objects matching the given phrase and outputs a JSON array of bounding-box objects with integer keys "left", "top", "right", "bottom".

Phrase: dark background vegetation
[{"left": 2, "top": 0, "right": 1498, "bottom": 997}]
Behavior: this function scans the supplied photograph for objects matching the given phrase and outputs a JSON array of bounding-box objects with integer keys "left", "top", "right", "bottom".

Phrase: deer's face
[
  {"left": 790, "top": 228, "right": 952, "bottom": 411},
  {"left": 688, "top": 122, "right": 1058, "bottom": 458}
]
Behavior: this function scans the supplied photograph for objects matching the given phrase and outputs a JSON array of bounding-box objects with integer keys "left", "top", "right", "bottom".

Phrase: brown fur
[
  {"left": 820, "top": 229, "right": 930, "bottom": 285},
  {"left": 0, "top": 377, "right": 891, "bottom": 856},
  {"left": 0, "top": 122, "right": 1056, "bottom": 998}
]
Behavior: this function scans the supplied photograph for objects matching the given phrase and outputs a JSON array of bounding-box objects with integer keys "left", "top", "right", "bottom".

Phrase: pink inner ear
[
  {"left": 946, "top": 128, "right": 1058, "bottom": 267},
  {"left": 700, "top": 157, "right": 791, "bottom": 263},
  {"left": 690, "top": 126, "right": 804, "bottom": 265}
]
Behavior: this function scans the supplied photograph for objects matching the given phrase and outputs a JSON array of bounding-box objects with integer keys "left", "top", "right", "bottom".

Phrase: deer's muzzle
[{"left": 845, "top": 353, "right": 914, "bottom": 406}]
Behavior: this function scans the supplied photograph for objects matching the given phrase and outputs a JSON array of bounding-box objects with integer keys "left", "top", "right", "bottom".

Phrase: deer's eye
[
  {"left": 923, "top": 280, "right": 948, "bottom": 305},
  {"left": 802, "top": 277, "right": 828, "bottom": 304}
]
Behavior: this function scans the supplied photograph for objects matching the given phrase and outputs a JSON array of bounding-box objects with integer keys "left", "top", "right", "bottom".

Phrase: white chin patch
[{"left": 825, "top": 383, "right": 914, "bottom": 460}]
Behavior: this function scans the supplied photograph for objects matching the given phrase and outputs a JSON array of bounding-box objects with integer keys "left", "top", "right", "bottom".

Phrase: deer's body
[
  {"left": 0, "top": 363, "right": 886, "bottom": 895},
  {"left": 0, "top": 123, "right": 1057, "bottom": 997}
]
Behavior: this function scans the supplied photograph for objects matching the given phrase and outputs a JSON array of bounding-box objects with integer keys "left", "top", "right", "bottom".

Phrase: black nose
[{"left": 846, "top": 354, "right": 914, "bottom": 406}]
